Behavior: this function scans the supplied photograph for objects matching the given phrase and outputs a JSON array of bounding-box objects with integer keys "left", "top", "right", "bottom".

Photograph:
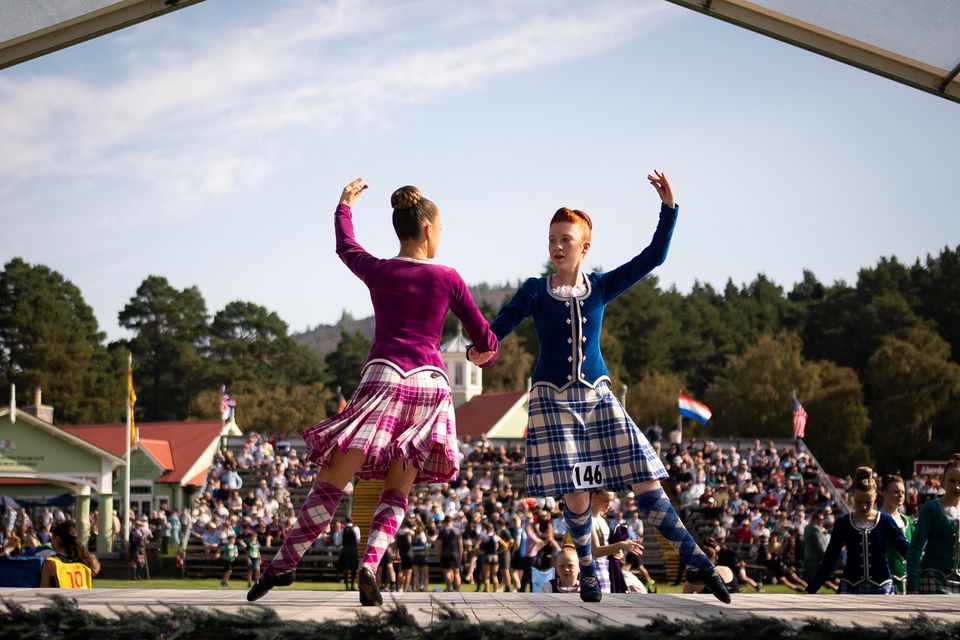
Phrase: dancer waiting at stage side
[
  {"left": 248, "top": 179, "right": 499, "bottom": 606},
  {"left": 40, "top": 521, "right": 100, "bottom": 589},
  {"left": 472, "top": 171, "right": 730, "bottom": 604},
  {"left": 907, "top": 454, "right": 960, "bottom": 594},
  {"left": 879, "top": 473, "right": 913, "bottom": 594},
  {"left": 806, "top": 467, "right": 908, "bottom": 595},
  {"left": 541, "top": 544, "right": 581, "bottom": 593},
  {"left": 590, "top": 490, "right": 644, "bottom": 593}
]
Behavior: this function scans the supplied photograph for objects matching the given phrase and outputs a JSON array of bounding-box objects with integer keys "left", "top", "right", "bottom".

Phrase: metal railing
[{"left": 795, "top": 438, "right": 850, "bottom": 514}]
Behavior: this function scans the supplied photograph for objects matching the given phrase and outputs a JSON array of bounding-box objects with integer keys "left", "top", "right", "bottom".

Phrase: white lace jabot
[{"left": 551, "top": 283, "right": 587, "bottom": 298}]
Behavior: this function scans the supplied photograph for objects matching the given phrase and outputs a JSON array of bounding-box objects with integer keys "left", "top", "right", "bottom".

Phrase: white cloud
[{"left": 0, "top": 0, "right": 673, "bottom": 213}]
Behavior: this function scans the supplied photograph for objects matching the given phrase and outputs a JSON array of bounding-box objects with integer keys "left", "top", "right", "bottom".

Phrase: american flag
[
  {"left": 792, "top": 391, "right": 807, "bottom": 439},
  {"left": 220, "top": 385, "right": 237, "bottom": 421}
]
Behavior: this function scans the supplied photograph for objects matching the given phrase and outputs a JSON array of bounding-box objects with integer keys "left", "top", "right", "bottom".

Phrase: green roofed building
[{"left": 0, "top": 388, "right": 240, "bottom": 553}]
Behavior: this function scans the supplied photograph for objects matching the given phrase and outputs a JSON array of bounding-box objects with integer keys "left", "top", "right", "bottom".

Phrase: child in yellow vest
[{"left": 40, "top": 521, "right": 100, "bottom": 589}]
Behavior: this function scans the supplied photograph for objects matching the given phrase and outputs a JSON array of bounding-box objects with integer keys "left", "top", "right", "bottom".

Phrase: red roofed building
[
  {"left": 61, "top": 419, "right": 241, "bottom": 518},
  {"left": 1, "top": 386, "right": 240, "bottom": 553},
  {"left": 455, "top": 390, "right": 529, "bottom": 441}
]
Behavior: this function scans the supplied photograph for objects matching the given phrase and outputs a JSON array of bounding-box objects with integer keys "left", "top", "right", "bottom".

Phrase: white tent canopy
[
  {"left": 666, "top": 0, "right": 960, "bottom": 103},
  {"left": 0, "top": 0, "right": 205, "bottom": 70},
  {"left": 3, "top": 0, "right": 957, "bottom": 102}
]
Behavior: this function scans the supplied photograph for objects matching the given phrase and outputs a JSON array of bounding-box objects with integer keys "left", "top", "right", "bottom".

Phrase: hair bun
[
  {"left": 853, "top": 466, "right": 878, "bottom": 491},
  {"left": 855, "top": 466, "right": 874, "bottom": 478},
  {"left": 391, "top": 185, "right": 422, "bottom": 210}
]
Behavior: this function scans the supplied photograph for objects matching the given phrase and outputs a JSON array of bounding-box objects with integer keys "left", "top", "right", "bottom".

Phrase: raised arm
[
  {"left": 468, "top": 277, "right": 538, "bottom": 366},
  {"left": 489, "top": 277, "right": 539, "bottom": 342},
  {"left": 449, "top": 273, "right": 500, "bottom": 368},
  {"left": 595, "top": 171, "right": 678, "bottom": 303},
  {"left": 334, "top": 178, "right": 379, "bottom": 282}
]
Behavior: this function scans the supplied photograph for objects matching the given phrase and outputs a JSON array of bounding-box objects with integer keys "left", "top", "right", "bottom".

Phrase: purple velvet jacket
[{"left": 335, "top": 204, "right": 498, "bottom": 375}]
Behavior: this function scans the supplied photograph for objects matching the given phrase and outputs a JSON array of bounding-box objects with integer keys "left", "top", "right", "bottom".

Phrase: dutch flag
[{"left": 678, "top": 393, "right": 712, "bottom": 425}]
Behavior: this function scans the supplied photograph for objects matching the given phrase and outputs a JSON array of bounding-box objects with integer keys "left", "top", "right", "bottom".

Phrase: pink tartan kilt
[{"left": 302, "top": 361, "right": 459, "bottom": 484}]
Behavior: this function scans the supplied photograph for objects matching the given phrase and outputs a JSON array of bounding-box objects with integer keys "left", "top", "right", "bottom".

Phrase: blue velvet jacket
[
  {"left": 807, "top": 512, "right": 909, "bottom": 593},
  {"left": 489, "top": 203, "right": 678, "bottom": 391}
]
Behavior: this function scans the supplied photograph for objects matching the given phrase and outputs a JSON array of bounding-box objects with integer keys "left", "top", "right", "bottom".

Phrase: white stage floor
[{"left": 2, "top": 589, "right": 958, "bottom": 628}]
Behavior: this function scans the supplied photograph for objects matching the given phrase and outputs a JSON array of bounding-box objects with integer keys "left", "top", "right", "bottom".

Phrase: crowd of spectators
[
  {"left": 4, "top": 431, "right": 950, "bottom": 593},
  {"left": 657, "top": 436, "right": 946, "bottom": 589},
  {"left": 146, "top": 433, "right": 649, "bottom": 591},
  {"left": 1, "top": 506, "right": 64, "bottom": 560}
]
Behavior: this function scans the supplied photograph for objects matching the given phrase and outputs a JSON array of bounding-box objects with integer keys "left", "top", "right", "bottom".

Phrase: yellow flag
[{"left": 127, "top": 354, "right": 137, "bottom": 447}]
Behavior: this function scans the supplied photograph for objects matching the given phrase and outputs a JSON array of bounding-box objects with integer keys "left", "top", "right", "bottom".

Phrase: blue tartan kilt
[
  {"left": 838, "top": 579, "right": 896, "bottom": 595},
  {"left": 524, "top": 381, "right": 666, "bottom": 497}
]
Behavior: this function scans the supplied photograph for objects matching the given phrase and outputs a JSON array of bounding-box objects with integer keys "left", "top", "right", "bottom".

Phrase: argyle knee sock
[
  {"left": 563, "top": 503, "right": 597, "bottom": 578},
  {"left": 361, "top": 489, "right": 408, "bottom": 575},
  {"left": 635, "top": 487, "right": 713, "bottom": 573},
  {"left": 266, "top": 480, "right": 343, "bottom": 576}
]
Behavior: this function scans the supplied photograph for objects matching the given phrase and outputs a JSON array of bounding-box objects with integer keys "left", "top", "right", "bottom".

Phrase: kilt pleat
[
  {"left": 524, "top": 381, "right": 666, "bottom": 496},
  {"left": 302, "top": 362, "right": 458, "bottom": 484}
]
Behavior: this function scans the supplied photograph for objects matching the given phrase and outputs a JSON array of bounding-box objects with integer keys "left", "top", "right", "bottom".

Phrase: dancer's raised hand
[
  {"left": 340, "top": 178, "right": 368, "bottom": 207},
  {"left": 647, "top": 170, "right": 675, "bottom": 208}
]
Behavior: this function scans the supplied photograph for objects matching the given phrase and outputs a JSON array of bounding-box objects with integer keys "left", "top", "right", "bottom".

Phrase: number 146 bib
[{"left": 571, "top": 461, "right": 604, "bottom": 490}]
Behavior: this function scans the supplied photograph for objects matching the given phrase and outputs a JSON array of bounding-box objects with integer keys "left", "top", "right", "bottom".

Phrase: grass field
[{"left": 92, "top": 578, "right": 803, "bottom": 594}]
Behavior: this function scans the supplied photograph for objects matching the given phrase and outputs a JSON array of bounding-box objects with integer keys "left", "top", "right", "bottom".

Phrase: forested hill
[{"left": 293, "top": 284, "right": 518, "bottom": 356}]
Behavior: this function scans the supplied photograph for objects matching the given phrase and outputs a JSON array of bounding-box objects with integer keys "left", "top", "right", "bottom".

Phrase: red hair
[{"left": 550, "top": 208, "right": 592, "bottom": 242}]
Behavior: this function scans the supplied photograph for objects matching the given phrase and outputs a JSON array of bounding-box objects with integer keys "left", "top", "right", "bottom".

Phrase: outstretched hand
[
  {"left": 619, "top": 540, "right": 644, "bottom": 556},
  {"left": 467, "top": 348, "right": 495, "bottom": 366},
  {"left": 340, "top": 178, "right": 368, "bottom": 207},
  {"left": 647, "top": 170, "right": 675, "bottom": 208}
]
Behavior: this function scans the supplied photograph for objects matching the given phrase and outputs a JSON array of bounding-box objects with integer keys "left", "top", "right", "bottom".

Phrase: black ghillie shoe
[
  {"left": 579, "top": 575, "right": 602, "bottom": 603},
  {"left": 685, "top": 568, "right": 732, "bottom": 604},
  {"left": 246, "top": 570, "right": 294, "bottom": 602},
  {"left": 358, "top": 567, "right": 383, "bottom": 606}
]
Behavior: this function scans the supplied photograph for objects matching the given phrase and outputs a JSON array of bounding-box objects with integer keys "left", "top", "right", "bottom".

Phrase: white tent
[
  {"left": 3, "top": 1, "right": 957, "bottom": 102},
  {"left": 1, "top": 0, "right": 205, "bottom": 70},
  {"left": 666, "top": 0, "right": 960, "bottom": 103}
]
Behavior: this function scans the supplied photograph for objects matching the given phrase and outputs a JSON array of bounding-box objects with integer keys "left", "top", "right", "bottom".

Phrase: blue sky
[{"left": 2, "top": 0, "right": 958, "bottom": 341}]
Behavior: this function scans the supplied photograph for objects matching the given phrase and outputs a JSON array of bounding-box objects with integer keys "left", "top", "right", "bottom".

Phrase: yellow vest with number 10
[{"left": 45, "top": 556, "right": 92, "bottom": 589}]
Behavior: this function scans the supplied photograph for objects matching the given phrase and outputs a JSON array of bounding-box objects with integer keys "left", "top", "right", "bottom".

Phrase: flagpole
[
  {"left": 677, "top": 388, "right": 683, "bottom": 444},
  {"left": 124, "top": 352, "right": 132, "bottom": 546}
]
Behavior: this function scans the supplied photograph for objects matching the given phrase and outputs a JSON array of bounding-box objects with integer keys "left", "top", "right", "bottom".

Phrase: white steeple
[{"left": 439, "top": 323, "right": 483, "bottom": 407}]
